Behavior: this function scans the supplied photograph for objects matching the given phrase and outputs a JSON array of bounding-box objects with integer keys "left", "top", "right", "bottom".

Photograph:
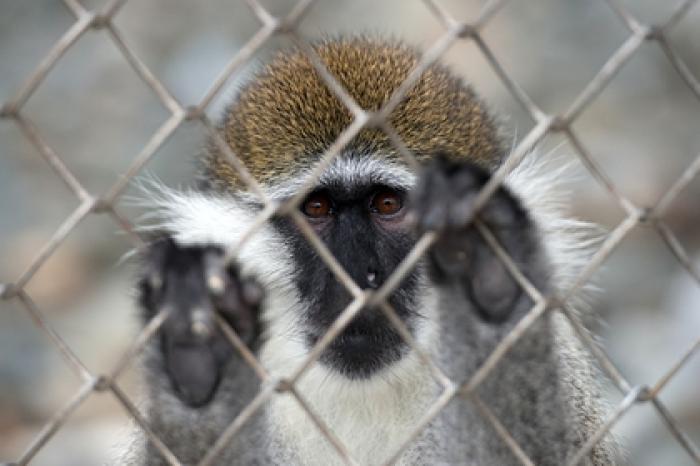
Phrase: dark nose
[
  {"left": 331, "top": 211, "right": 386, "bottom": 291},
  {"left": 338, "top": 256, "right": 382, "bottom": 291}
]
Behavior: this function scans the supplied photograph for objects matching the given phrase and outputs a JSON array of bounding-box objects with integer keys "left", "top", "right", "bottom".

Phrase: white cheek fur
[{"left": 504, "top": 154, "right": 602, "bottom": 297}]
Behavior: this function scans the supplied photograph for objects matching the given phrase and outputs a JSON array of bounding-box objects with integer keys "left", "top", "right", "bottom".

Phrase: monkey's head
[{"left": 198, "top": 37, "right": 505, "bottom": 380}]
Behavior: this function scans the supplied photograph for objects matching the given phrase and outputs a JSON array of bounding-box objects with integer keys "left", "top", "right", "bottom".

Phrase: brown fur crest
[{"left": 208, "top": 36, "right": 504, "bottom": 190}]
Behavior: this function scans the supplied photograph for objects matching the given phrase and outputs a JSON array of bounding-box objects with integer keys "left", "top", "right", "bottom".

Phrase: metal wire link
[{"left": 1, "top": 0, "right": 700, "bottom": 465}]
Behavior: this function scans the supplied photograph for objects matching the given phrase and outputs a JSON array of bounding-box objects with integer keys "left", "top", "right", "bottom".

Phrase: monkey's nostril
[{"left": 366, "top": 269, "right": 379, "bottom": 289}]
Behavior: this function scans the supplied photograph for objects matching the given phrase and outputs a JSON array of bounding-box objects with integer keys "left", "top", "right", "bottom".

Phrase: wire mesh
[{"left": 1, "top": 0, "right": 699, "bottom": 465}]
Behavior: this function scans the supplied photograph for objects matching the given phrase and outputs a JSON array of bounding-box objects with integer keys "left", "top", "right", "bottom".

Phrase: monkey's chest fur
[
  {"left": 263, "top": 359, "right": 438, "bottom": 465},
  {"left": 256, "top": 297, "right": 577, "bottom": 466},
  {"left": 257, "top": 283, "right": 443, "bottom": 466}
]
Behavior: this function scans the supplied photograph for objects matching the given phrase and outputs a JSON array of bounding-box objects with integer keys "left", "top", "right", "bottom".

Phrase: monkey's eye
[
  {"left": 302, "top": 192, "right": 333, "bottom": 218},
  {"left": 370, "top": 189, "right": 403, "bottom": 216}
]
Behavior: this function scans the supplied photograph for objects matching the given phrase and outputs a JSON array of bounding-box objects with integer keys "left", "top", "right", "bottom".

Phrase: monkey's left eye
[
  {"left": 370, "top": 189, "right": 403, "bottom": 216},
  {"left": 302, "top": 192, "right": 333, "bottom": 218}
]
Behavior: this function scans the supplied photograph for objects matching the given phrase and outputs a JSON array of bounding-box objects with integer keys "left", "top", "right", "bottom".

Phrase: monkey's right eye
[{"left": 302, "top": 192, "right": 333, "bottom": 218}]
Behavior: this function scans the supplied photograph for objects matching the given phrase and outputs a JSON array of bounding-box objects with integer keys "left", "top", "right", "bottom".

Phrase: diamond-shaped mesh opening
[
  {"left": 2, "top": 0, "right": 700, "bottom": 465},
  {"left": 20, "top": 30, "right": 172, "bottom": 193},
  {"left": 572, "top": 44, "right": 700, "bottom": 207},
  {"left": 479, "top": 0, "right": 629, "bottom": 113},
  {"left": 21, "top": 219, "right": 137, "bottom": 377}
]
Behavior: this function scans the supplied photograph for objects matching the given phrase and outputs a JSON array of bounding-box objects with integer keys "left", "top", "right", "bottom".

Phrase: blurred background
[{"left": 1, "top": 0, "right": 699, "bottom": 465}]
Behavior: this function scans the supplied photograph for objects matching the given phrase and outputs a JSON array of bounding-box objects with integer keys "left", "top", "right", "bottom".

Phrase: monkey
[{"left": 126, "top": 37, "right": 617, "bottom": 465}]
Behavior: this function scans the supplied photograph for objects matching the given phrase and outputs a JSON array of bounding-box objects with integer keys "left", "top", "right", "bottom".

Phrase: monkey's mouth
[{"left": 312, "top": 321, "right": 407, "bottom": 379}]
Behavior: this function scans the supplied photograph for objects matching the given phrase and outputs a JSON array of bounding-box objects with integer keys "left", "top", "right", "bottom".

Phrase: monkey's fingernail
[
  {"left": 366, "top": 270, "right": 379, "bottom": 289},
  {"left": 207, "top": 273, "right": 226, "bottom": 295},
  {"left": 191, "top": 309, "right": 213, "bottom": 339}
]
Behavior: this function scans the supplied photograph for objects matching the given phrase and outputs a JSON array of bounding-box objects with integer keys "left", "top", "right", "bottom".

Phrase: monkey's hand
[
  {"left": 139, "top": 238, "right": 263, "bottom": 407},
  {"left": 412, "top": 157, "right": 540, "bottom": 323}
]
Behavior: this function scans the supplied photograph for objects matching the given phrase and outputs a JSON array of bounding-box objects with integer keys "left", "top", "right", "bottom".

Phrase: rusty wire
[{"left": 2, "top": 0, "right": 700, "bottom": 465}]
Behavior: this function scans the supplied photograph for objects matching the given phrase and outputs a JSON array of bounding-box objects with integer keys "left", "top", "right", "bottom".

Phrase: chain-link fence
[{"left": 1, "top": 0, "right": 699, "bottom": 465}]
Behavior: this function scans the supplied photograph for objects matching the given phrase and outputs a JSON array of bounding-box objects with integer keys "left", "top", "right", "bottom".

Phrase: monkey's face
[{"left": 272, "top": 157, "right": 422, "bottom": 380}]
